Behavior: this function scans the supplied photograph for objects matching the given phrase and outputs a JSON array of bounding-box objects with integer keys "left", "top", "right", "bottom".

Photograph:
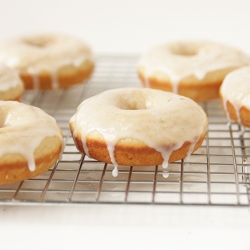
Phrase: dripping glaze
[
  {"left": 0, "top": 101, "right": 63, "bottom": 171},
  {"left": 138, "top": 41, "right": 250, "bottom": 93},
  {"left": 0, "top": 34, "right": 94, "bottom": 89},
  {"left": 220, "top": 66, "right": 250, "bottom": 126},
  {"left": 70, "top": 88, "right": 208, "bottom": 177}
]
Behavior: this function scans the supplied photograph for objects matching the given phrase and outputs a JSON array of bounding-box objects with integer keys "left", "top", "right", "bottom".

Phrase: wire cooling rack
[{"left": 0, "top": 55, "right": 249, "bottom": 206}]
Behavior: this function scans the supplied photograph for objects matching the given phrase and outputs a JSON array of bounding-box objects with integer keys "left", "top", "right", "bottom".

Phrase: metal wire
[{"left": 0, "top": 54, "right": 250, "bottom": 206}]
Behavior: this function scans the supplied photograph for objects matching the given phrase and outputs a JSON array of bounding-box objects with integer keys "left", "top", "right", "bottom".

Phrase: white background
[
  {"left": 0, "top": 0, "right": 250, "bottom": 249},
  {"left": 0, "top": 0, "right": 250, "bottom": 55}
]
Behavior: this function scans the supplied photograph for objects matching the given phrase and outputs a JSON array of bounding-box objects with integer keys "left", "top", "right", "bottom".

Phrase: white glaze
[
  {"left": 0, "top": 64, "right": 23, "bottom": 92},
  {"left": 220, "top": 66, "right": 250, "bottom": 125},
  {"left": 51, "top": 72, "right": 59, "bottom": 90},
  {"left": 112, "top": 166, "right": 119, "bottom": 177},
  {"left": 162, "top": 171, "right": 169, "bottom": 178},
  {"left": 138, "top": 41, "right": 250, "bottom": 92},
  {"left": 0, "top": 33, "right": 94, "bottom": 89},
  {"left": 70, "top": 88, "right": 208, "bottom": 176},
  {"left": 0, "top": 101, "right": 63, "bottom": 171}
]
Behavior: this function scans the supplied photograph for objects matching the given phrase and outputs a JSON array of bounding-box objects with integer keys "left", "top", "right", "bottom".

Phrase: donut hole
[
  {"left": 116, "top": 91, "right": 165, "bottom": 110},
  {"left": 119, "top": 102, "right": 147, "bottom": 110},
  {"left": 22, "top": 37, "right": 52, "bottom": 48},
  {"left": 117, "top": 94, "right": 149, "bottom": 110},
  {"left": 126, "top": 104, "right": 146, "bottom": 110},
  {"left": 170, "top": 43, "right": 199, "bottom": 56}
]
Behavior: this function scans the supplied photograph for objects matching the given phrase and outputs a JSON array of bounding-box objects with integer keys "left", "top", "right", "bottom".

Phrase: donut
[
  {"left": 0, "top": 33, "right": 94, "bottom": 90},
  {"left": 0, "top": 64, "right": 24, "bottom": 101},
  {"left": 137, "top": 41, "right": 250, "bottom": 102},
  {"left": 220, "top": 66, "right": 250, "bottom": 128},
  {"left": 0, "top": 101, "right": 63, "bottom": 184},
  {"left": 69, "top": 88, "right": 208, "bottom": 176}
]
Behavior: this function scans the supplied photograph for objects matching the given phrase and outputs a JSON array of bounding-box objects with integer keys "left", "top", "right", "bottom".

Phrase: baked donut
[
  {"left": 0, "top": 64, "right": 24, "bottom": 101},
  {"left": 220, "top": 66, "right": 250, "bottom": 128},
  {"left": 69, "top": 88, "right": 208, "bottom": 176},
  {"left": 0, "top": 33, "right": 94, "bottom": 90},
  {"left": 0, "top": 101, "right": 63, "bottom": 184},
  {"left": 137, "top": 41, "right": 250, "bottom": 102}
]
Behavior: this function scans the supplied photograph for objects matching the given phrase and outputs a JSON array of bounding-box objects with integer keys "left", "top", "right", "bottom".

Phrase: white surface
[
  {"left": 0, "top": 0, "right": 250, "bottom": 249},
  {"left": 0, "top": 0, "right": 250, "bottom": 54},
  {"left": 0, "top": 205, "right": 250, "bottom": 250}
]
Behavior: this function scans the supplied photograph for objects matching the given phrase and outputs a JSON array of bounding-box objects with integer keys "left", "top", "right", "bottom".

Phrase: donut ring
[
  {"left": 0, "top": 101, "right": 63, "bottom": 184},
  {"left": 69, "top": 88, "right": 208, "bottom": 176},
  {"left": 0, "top": 64, "right": 24, "bottom": 101},
  {"left": 137, "top": 41, "right": 250, "bottom": 102},
  {"left": 220, "top": 66, "right": 250, "bottom": 127},
  {"left": 0, "top": 33, "right": 94, "bottom": 90}
]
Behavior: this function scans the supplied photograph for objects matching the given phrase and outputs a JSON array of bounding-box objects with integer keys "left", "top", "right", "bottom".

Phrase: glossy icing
[
  {"left": 0, "top": 33, "right": 94, "bottom": 89},
  {"left": 0, "top": 101, "right": 63, "bottom": 171},
  {"left": 0, "top": 64, "right": 23, "bottom": 91},
  {"left": 220, "top": 66, "right": 250, "bottom": 124},
  {"left": 70, "top": 88, "right": 208, "bottom": 176},
  {"left": 138, "top": 41, "right": 250, "bottom": 93}
]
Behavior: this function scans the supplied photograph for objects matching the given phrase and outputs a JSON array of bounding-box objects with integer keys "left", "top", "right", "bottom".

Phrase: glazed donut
[
  {"left": 137, "top": 41, "right": 250, "bottom": 102},
  {"left": 0, "top": 64, "right": 24, "bottom": 101},
  {"left": 0, "top": 33, "right": 94, "bottom": 90},
  {"left": 220, "top": 66, "right": 250, "bottom": 128},
  {"left": 0, "top": 101, "right": 63, "bottom": 184},
  {"left": 69, "top": 88, "right": 208, "bottom": 176}
]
